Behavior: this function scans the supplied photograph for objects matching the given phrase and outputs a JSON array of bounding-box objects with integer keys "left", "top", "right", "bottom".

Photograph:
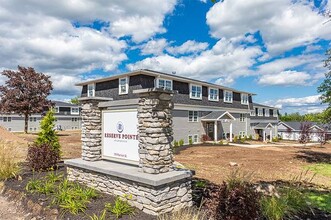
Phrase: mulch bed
[{"left": 2, "top": 163, "right": 156, "bottom": 220}]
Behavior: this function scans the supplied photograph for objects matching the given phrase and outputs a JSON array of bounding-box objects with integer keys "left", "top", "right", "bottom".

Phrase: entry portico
[
  {"left": 201, "top": 111, "right": 236, "bottom": 142},
  {"left": 253, "top": 122, "right": 274, "bottom": 142}
]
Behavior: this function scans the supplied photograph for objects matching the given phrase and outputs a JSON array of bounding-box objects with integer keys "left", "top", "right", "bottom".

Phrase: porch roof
[
  {"left": 253, "top": 123, "right": 274, "bottom": 129},
  {"left": 201, "top": 111, "right": 235, "bottom": 121}
]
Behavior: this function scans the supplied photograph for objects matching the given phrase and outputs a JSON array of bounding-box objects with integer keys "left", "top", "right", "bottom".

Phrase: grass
[
  {"left": 105, "top": 195, "right": 135, "bottom": 219},
  {"left": 306, "top": 163, "right": 331, "bottom": 177},
  {"left": 304, "top": 191, "right": 331, "bottom": 213},
  {"left": 0, "top": 141, "right": 20, "bottom": 180},
  {"left": 158, "top": 208, "right": 208, "bottom": 220}
]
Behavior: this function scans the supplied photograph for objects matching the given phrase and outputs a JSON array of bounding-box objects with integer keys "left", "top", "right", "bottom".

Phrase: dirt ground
[{"left": 2, "top": 129, "right": 331, "bottom": 187}]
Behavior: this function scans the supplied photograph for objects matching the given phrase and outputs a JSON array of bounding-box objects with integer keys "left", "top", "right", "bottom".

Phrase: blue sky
[{"left": 0, "top": 0, "right": 330, "bottom": 113}]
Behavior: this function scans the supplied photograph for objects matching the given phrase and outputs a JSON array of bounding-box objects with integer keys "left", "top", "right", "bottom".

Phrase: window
[
  {"left": 258, "top": 108, "right": 263, "bottom": 116},
  {"left": 224, "top": 90, "right": 233, "bottom": 103},
  {"left": 157, "top": 78, "right": 172, "bottom": 90},
  {"left": 265, "top": 109, "right": 270, "bottom": 117},
  {"left": 119, "top": 77, "right": 129, "bottom": 94},
  {"left": 250, "top": 110, "right": 255, "bottom": 116},
  {"left": 188, "top": 135, "right": 193, "bottom": 143},
  {"left": 188, "top": 111, "right": 198, "bottom": 122},
  {"left": 239, "top": 113, "right": 246, "bottom": 122},
  {"left": 3, "top": 117, "right": 11, "bottom": 122},
  {"left": 273, "top": 109, "right": 278, "bottom": 117},
  {"left": 208, "top": 88, "right": 219, "bottom": 101},
  {"left": 190, "top": 84, "right": 202, "bottom": 99},
  {"left": 29, "top": 117, "right": 37, "bottom": 122},
  {"left": 239, "top": 131, "right": 246, "bottom": 138},
  {"left": 241, "top": 94, "right": 249, "bottom": 105},
  {"left": 72, "top": 117, "right": 78, "bottom": 122},
  {"left": 71, "top": 107, "right": 79, "bottom": 115},
  {"left": 7, "top": 128, "right": 11, "bottom": 131},
  {"left": 55, "top": 107, "right": 59, "bottom": 113},
  {"left": 193, "top": 135, "right": 198, "bottom": 143},
  {"left": 87, "top": 84, "right": 95, "bottom": 97}
]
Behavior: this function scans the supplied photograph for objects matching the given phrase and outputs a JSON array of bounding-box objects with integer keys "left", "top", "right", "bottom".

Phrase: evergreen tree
[{"left": 35, "top": 109, "right": 61, "bottom": 154}]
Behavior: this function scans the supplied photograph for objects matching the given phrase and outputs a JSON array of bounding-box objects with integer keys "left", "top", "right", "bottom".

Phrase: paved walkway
[{"left": 229, "top": 142, "right": 318, "bottom": 148}]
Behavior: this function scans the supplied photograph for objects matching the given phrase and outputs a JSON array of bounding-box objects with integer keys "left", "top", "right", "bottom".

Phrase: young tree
[
  {"left": 298, "top": 122, "right": 312, "bottom": 144},
  {"left": 0, "top": 66, "right": 53, "bottom": 133},
  {"left": 70, "top": 96, "right": 80, "bottom": 105}
]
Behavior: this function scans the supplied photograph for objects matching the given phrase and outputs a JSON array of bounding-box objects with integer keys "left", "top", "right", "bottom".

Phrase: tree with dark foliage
[
  {"left": 0, "top": 66, "right": 53, "bottom": 133},
  {"left": 298, "top": 122, "right": 312, "bottom": 144}
]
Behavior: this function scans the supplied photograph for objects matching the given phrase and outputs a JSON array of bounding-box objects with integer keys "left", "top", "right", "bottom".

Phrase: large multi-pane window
[
  {"left": 157, "top": 78, "right": 172, "bottom": 90},
  {"left": 239, "top": 131, "right": 246, "bottom": 138},
  {"left": 190, "top": 84, "right": 202, "bottom": 99},
  {"left": 258, "top": 108, "right": 263, "bottom": 116},
  {"left": 87, "top": 84, "right": 95, "bottom": 97},
  {"left": 3, "top": 117, "right": 11, "bottom": 122},
  {"left": 29, "top": 117, "right": 37, "bottom": 122},
  {"left": 224, "top": 90, "right": 233, "bottom": 103},
  {"left": 209, "top": 88, "right": 219, "bottom": 101},
  {"left": 239, "top": 113, "right": 246, "bottom": 122},
  {"left": 188, "top": 111, "right": 199, "bottom": 122},
  {"left": 241, "top": 94, "right": 249, "bottom": 105},
  {"left": 119, "top": 77, "right": 128, "bottom": 94}
]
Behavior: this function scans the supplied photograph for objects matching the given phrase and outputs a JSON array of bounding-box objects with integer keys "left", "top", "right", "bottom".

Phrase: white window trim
[
  {"left": 156, "top": 78, "right": 173, "bottom": 90},
  {"left": 193, "top": 134, "right": 198, "bottom": 143},
  {"left": 239, "top": 113, "right": 246, "bottom": 122},
  {"left": 265, "top": 109, "right": 270, "bottom": 117},
  {"left": 189, "top": 84, "right": 202, "bottom": 100},
  {"left": 239, "top": 131, "right": 246, "bottom": 138},
  {"left": 258, "top": 108, "right": 263, "bottom": 116},
  {"left": 273, "top": 110, "right": 278, "bottom": 117},
  {"left": 71, "top": 107, "right": 79, "bottom": 115},
  {"left": 208, "top": 87, "right": 219, "bottom": 101},
  {"left": 54, "top": 107, "right": 59, "bottom": 113},
  {"left": 188, "top": 111, "right": 199, "bottom": 122},
  {"left": 224, "top": 90, "right": 233, "bottom": 103},
  {"left": 87, "top": 83, "right": 95, "bottom": 97},
  {"left": 119, "top": 77, "right": 129, "bottom": 95},
  {"left": 250, "top": 110, "right": 256, "bottom": 116},
  {"left": 241, "top": 93, "right": 249, "bottom": 105}
]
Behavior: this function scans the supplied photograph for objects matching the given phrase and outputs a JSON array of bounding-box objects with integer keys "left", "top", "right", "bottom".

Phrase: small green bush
[
  {"left": 195, "top": 180, "right": 207, "bottom": 188},
  {"left": 89, "top": 209, "right": 107, "bottom": 220},
  {"left": 173, "top": 140, "right": 179, "bottom": 147},
  {"left": 189, "top": 138, "right": 193, "bottom": 145},
  {"left": 105, "top": 195, "right": 135, "bottom": 219},
  {"left": 248, "top": 135, "right": 253, "bottom": 140},
  {"left": 272, "top": 136, "right": 279, "bottom": 142},
  {"left": 179, "top": 139, "right": 184, "bottom": 146},
  {"left": 260, "top": 196, "right": 287, "bottom": 220},
  {"left": 219, "top": 140, "right": 224, "bottom": 145},
  {"left": 26, "top": 143, "right": 60, "bottom": 171},
  {"left": 233, "top": 136, "right": 238, "bottom": 143},
  {"left": 0, "top": 141, "right": 20, "bottom": 180}
]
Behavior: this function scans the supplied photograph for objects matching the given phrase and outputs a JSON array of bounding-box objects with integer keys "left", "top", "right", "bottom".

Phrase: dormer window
[
  {"left": 265, "top": 109, "right": 270, "bottom": 117},
  {"left": 273, "top": 110, "right": 278, "bottom": 117},
  {"left": 258, "top": 108, "right": 263, "bottom": 116},
  {"left": 119, "top": 77, "right": 129, "bottom": 95},
  {"left": 224, "top": 90, "right": 233, "bottom": 103},
  {"left": 157, "top": 78, "right": 172, "bottom": 90},
  {"left": 241, "top": 94, "right": 249, "bottom": 105},
  {"left": 190, "top": 84, "right": 202, "bottom": 99},
  {"left": 87, "top": 84, "right": 95, "bottom": 97},
  {"left": 208, "top": 88, "right": 219, "bottom": 101}
]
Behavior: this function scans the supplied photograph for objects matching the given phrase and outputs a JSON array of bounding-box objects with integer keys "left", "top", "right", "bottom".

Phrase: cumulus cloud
[
  {"left": 166, "top": 40, "right": 209, "bottom": 55},
  {"left": 128, "top": 38, "right": 263, "bottom": 85},
  {"left": 264, "top": 95, "right": 326, "bottom": 113},
  {"left": 140, "top": 39, "right": 168, "bottom": 56},
  {"left": 258, "top": 70, "right": 312, "bottom": 86},
  {"left": 206, "top": 0, "right": 331, "bottom": 54}
]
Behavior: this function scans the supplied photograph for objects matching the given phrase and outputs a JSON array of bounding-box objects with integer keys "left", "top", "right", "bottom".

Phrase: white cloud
[
  {"left": 258, "top": 70, "right": 312, "bottom": 86},
  {"left": 166, "top": 40, "right": 209, "bottom": 55},
  {"left": 128, "top": 38, "right": 263, "bottom": 85},
  {"left": 140, "top": 39, "right": 168, "bottom": 56},
  {"left": 206, "top": 0, "right": 331, "bottom": 54},
  {"left": 265, "top": 95, "right": 326, "bottom": 113}
]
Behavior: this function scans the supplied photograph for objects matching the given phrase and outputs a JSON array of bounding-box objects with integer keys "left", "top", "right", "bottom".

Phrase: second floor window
[
  {"left": 87, "top": 84, "right": 95, "bottom": 97},
  {"left": 119, "top": 77, "right": 128, "bottom": 94},
  {"left": 258, "top": 108, "right": 263, "bottom": 116},
  {"left": 3, "top": 117, "right": 11, "bottom": 122},
  {"left": 209, "top": 88, "right": 219, "bottom": 101},
  {"left": 29, "top": 117, "right": 37, "bottom": 122},
  {"left": 241, "top": 94, "right": 249, "bottom": 105},
  {"left": 71, "top": 107, "right": 79, "bottom": 115},
  {"left": 190, "top": 84, "right": 202, "bottom": 99},
  {"left": 239, "top": 113, "right": 246, "bottom": 122},
  {"left": 55, "top": 107, "right": 59, "bottom": 113},
  {"left": 250, "top": 110, "right": 255, "bottom": 116},
  {"left": 157, "top": 78, "right": 172, "bottom": 90},
  {"left": 273, "top": 109, "right": 278, "bottom": 117},
  {"left": 224, "top": 90, "right": 233, "bottom": 103},
  {"left": 265, "top": 109, "right": 270, "bottom": 117},
  {"left": 188, "top": 111, "right": 198, "bottom": 122}
]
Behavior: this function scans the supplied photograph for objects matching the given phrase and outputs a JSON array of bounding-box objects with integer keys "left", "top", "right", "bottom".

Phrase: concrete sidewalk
[{"left": 229, "top": 142, "right": 318, "bottom": 148}]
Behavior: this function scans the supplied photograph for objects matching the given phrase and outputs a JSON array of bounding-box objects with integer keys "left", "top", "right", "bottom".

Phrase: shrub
[
  {"left": 201, "top": 134, "right": 212, "bottom": 142},
  {"left": 189, "top": 138, "right": 193, "bottom": 145},
  {"left": 35, "top": 109, "right": 61, "bottom": 154},
  {"left": 179, "top": 139, "right": 184, "bottom": 146},
  {"left": 260, "top": 196, "right": 287, "bottom": 220},
  {"left": 272, "top": 136, "right": 279, "bottom": 142},
  {"left": 233, "top": 136, "right": 238, "bottom": 143},
  {"left": 173, "top": 140, "right": 179, "bottom": 147},
  {"left": 105, "top": 195, "right": 135, "bottom": 219},
  {"left": 0, "top": 141, "right": 20, "bottom": 180},
  {"left": 219, "top": 140, "right": 224, "bottom": 145},
  {"left": 26, "top": 143, "right": 60, "bottom": 171},
  {"left": 217, "top": 181, "right": 261, "bottom": 220},
  {"left": 248, "top": 135, "right": 253, "bottom": 140}
]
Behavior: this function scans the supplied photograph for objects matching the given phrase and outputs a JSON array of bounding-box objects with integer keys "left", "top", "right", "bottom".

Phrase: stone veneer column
[{"left": 136, "top": 88, "right": 174, "bottom": 174}]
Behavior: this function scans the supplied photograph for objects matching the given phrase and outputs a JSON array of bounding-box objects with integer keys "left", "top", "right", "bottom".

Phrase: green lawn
[
  {"left": 306, "top": 163, "right": 331, "bottom": 178},
  {"left": 305, "top": 191, "right": 331, "bottom": 212}
]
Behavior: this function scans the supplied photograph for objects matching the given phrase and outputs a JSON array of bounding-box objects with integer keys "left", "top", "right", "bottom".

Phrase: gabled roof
[
  {"left": 53, "top": 101, "right": 78, "bottom": 107},
  {"left": 253, "top": 103, "right": 279, "bottom": 109},
  {"left": 253, "top": 123, "right": 274, "bottom": 129},
  {"left": 75, "top": 69, "right": 255, "bottom": 95},
  {"left": 201, "top": 111, "right": 236, "bottom": 121},
  {"left": 278, "top": 121, "right": 323, "bottom": 131}
]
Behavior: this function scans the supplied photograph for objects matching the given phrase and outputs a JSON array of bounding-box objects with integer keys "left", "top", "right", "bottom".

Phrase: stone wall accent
[
  {"left": 79, "top": 98, "right": 112, "bottom": 161},
  {"left": 136, "top": 89, "right": 174, "bottom": 174},
  {"left": 67, "top": 166, "right": 193, "bottom": 216}
]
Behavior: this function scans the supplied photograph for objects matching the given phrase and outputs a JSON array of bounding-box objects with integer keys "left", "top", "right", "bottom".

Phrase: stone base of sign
[{"left": 65, "top": 159, "right": 193, "bottom": 216}]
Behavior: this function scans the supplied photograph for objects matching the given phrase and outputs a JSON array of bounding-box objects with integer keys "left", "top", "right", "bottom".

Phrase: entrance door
[{"left": 206, "top": 122, "right": 214, "bottom": 140}]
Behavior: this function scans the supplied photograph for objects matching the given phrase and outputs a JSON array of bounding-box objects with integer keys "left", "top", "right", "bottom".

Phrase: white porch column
[
  {"left": 214, "top": 121, "right": 218, "bottom": 142},
  {"left": 230, "top": 122, "right": 233, "bottom": 142},
  {"left": 263, "top": 131, "right": 266, "bottom": 142},
  {"left": 270, "top": 129, "right": 273, "bottom": 141}
]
